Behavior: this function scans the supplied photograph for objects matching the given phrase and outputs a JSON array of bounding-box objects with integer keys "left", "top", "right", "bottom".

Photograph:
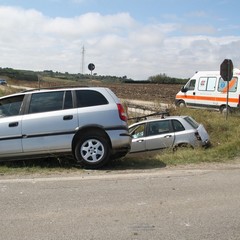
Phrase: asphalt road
[{"left": 1, "top": 165, "right": 240, "bottom": 240}]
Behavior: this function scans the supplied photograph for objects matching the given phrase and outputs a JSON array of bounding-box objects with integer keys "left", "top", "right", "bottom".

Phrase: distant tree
[{"left": 148, "top": 73, "right": 188, "bottom": 84}]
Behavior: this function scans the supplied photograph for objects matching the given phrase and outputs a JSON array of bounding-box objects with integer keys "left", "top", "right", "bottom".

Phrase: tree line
[
  {"left": 148, "top": 73, "right": 188, "bottom": 84},
  {"left": 0, "top": 68, "right": 38, "bottom": 81},
  {"left": 0, "top": 68, "right": 188, "bottom": 84}
]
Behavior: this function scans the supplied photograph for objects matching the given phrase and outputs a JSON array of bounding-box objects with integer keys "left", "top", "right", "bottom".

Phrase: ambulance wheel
[
  {"left": 220, "top": 105, "right": 231, "bottom": 115},
  {"left": 177, "top": 100, "right": 186, "bottom": 108}
]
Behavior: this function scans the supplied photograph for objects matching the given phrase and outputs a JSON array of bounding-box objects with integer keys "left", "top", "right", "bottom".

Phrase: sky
[{"left": 0, "top": 0, "right": 240, "bottom": 80}]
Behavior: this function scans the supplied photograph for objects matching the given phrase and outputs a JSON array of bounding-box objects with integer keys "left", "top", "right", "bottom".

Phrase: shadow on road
[{"left": 104, "top": 156, "right": 166, "bottom": 171}]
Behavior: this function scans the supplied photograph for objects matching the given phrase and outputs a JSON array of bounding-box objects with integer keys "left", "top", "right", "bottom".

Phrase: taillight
[
  {"left": 195, "top": 131, "right": 202, "bottom": 141},
  {"left": 117, "top": 103, "right": 128, "bottom": 121},
  {"left": 238, "top": 94, "right": 240, "bottom": 107}
]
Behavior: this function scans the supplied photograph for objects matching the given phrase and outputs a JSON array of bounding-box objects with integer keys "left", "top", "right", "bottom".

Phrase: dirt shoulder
[{"left": 1, "top": 158, "right": 240, "bottom": 180}]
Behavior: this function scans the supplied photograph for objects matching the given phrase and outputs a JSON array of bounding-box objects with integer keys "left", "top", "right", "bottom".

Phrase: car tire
[
  {"left": 74, "top": 131, "right": 110, "bottom": 169},
  {"left": 173, "top": 143, "right": 193, "bottom": 151},
  {"left": 176, "top": 100, "right": 186, "bottom": 108}
]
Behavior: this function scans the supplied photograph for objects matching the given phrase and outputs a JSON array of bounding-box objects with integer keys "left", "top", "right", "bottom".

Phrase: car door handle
[
  {"left": 136, "top": 139, "right": 144, "bottom": 142},
  {"left": 164, "top": 135, "right": 173, "bottom": 138},
  {"left": 193, "top": 92, "right": 196, "bottom": 95},
  {"left": 9, "top": 122, "right": 19, "bottom": 127},
  {"left": 63, "top": 115, "right": 73, "bottom": 120}
]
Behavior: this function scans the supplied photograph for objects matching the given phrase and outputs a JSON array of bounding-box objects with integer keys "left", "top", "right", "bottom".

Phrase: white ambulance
[{"left": 175, "top": 68, "right": 240, "bottom": 113}]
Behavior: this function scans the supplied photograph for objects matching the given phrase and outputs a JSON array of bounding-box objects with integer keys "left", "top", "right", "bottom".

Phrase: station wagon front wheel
[{"left": 74, "top": 134, "right": 110, "bottom": 169}]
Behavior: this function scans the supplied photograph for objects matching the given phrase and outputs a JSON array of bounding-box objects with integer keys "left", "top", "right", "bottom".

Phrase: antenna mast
[{"left": 81, "top": 46, "right": 85, "bottom": 74}]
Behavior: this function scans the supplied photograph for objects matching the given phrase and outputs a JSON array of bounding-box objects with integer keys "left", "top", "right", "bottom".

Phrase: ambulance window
[
  {"left": 207, "top": 77, "right": 216, "bottom": 91},
  {"left": 188, "top": 79, "right": 196, "bottom": 90},
  {"left": 218, "top": 77, "right": 238, "bottom": 93},
  {"left": 198, "top": 77, "right": 208, "bottom": 91},
  {"left": 185, "top": 79, "right": 196, "bottom": 90},
  {"left": 198, "top": 77, "right": 216, "bottom": 91}
]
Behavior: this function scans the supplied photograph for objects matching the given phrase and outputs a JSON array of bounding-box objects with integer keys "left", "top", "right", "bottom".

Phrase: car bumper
[
  {"left": 202, "top": 139, "right": 211, "bottom": 148},
  {"left": 107, "top": 130, "right": 131, "bottom": 151}
]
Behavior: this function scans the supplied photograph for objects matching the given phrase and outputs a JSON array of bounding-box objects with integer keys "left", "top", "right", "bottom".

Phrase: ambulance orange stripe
[{"left": 176, "top": 95, "right": 239, "bottom": 103}]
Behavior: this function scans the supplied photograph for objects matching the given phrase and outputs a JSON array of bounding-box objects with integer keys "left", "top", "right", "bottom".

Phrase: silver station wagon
[
  {"left": 129, "top": 116, "right": 210, "bottom": 153},
  {"left": 0, "top": 87, "right": 131, "bottom": 168}
]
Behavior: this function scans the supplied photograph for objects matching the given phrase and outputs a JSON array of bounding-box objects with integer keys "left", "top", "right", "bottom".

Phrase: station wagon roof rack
[{"left": 128, "top": 111, "right": 170, "bottom": 122}]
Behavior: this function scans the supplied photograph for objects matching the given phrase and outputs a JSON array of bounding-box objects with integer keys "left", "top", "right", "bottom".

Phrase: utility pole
[{"left": 81, "top": 46, "right": 85, "bottom": 74}]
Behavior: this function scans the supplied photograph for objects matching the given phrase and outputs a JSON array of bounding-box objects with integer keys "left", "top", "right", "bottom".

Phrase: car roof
[
  {"left": 129, "top": 116, "right": 188, "bottom": 127},
  {"left": 22, "top": 86, "right": 106, "bottom": 93},
  {"left": 0, "top": 86, "right": 109, "bottom": 99}
]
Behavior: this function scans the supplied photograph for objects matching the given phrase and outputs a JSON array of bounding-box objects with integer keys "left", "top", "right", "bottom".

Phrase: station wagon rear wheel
[
  {"left": 173, "top": 143, "right": 193, "bottom": 151},
  {"left": 74, "top": 132, "right": 110, "bottom": 169}
]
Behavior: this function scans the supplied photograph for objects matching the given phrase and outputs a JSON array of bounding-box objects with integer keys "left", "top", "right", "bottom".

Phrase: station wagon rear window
[
  {"left": 76, "top": 90, "right": 108, "bottom": 107},
  {"left": 184, "top": 116, "right": 199, "bottom": 129}
]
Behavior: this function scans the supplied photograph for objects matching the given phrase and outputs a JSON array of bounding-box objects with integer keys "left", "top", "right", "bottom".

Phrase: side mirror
[{"left": 181, "top": 86, "right": 188, "bottom": 93}]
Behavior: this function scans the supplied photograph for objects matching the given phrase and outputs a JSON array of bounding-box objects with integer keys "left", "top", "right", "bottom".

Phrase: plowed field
[
  {"left": 7, "top": 79, "right": 182, "bottom": 103},
  {"left": 105, "top": 83, "right": 181, "bottom": 103}
]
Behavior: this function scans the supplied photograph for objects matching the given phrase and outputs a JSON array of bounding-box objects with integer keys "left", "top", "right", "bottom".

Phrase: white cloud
[
  {"left": 182, "top": 25, "right": 217, "bottom": 35},
  {"left": 44, "top": 12, "right": 136, "bottom": 37},
  {"left": 0, "top": 6, "right": 240, "bottom": 79}
]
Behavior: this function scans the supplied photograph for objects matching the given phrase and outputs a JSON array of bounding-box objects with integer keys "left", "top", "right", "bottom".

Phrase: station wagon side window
[
  {"left": 63, "top": 91, "right": 73, "bottom": 109},
  {"left": 198, "top": 77, "right": 216, "bottom": 91},
  {"left": 130, "top": 123, "right": 145, "bottom": 139},
  {"left": 218, "top": 77, "right": 238, "bottom": 93},
  {"left": 76, "top": 90, "right": 108, "bottom": 108},
  {"left": 0, "top": 95, "right": 24, "bottom": 117},
  {"left": 148, "top": 120, "right": 171, "bottom": 136},
  {"left": 29, "top": 91, "right": 64, "bottom": 114},
  {"left": 172, "top": 120, "right": 185, "bottom": 132}
]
